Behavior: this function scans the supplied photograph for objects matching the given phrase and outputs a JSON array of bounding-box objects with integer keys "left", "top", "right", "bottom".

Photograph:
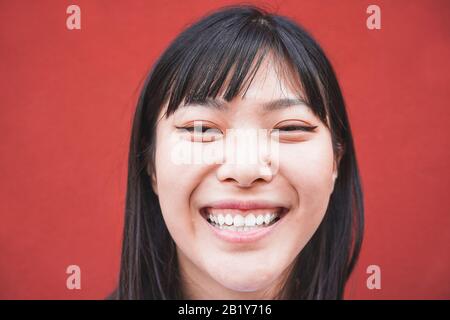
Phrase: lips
[
  {"left": 199, "top": 200, "right": 289, "bottom": 220},
  {"left": 201, "top": 199, "right": 288, "bottom": 211},
  {"left": 199, "top": 199, "right": 289, "bottom": 241}
]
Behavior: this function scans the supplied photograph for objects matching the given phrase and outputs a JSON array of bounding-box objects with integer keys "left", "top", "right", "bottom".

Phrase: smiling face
[{"left": 149, "top": 54, "right": 339, "bottom": 299}]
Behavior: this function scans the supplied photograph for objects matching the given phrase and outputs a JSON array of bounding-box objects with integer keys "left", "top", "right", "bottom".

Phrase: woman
[{"left": 112, "top": 4, "right": 364, "bottom": 300}]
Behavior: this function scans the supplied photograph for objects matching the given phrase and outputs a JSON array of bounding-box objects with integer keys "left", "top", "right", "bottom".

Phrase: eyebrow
[{"left": 182, "top": 97, "right": 309, "bottom": 112}]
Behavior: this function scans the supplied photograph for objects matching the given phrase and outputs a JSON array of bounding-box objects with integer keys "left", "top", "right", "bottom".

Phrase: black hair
[{"left": 112, "top": 4, "right": 364, "bottom": 299}]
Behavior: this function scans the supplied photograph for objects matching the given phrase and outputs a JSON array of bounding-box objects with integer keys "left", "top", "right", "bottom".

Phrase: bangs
[{"left": 160, "top": 10, "right": 328, "bottom": 124}]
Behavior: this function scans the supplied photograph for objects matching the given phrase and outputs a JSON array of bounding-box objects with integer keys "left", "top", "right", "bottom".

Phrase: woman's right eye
[
  {"left": 176, "top": 123, "right": 223, "bottom": 142},
  {"left": 183, "top": 126, "right": 216, "bottom": 133}
]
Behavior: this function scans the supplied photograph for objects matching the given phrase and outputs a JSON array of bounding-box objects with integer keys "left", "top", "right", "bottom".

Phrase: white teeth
[
  {"left": 225, "top": 214, "right": 233, "bottom": 226},
  {"left": 256, "top": 215, "right": 264, "bottom": 225},
  {"left": 233, "top": 215, "right": 244, "bottom": 227},
  {"left": 207, "top": 209, "right": 281, "bottom": 230},
  {"left": 245, "top": 214, "right": 256, "bottom": 226}
]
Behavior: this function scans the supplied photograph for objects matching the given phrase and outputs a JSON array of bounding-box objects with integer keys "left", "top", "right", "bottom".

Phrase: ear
[
  {"left": 147, "top": 162, "right": 158, "bottom": 196},
  {"left": 331, "top": 146, "right": 343, "bottom": 193},
  {"left": 332, "top": 160, "right": 338, "bottom": 182},
  {"left": 330, "top": 159, "right": 339, "bottom": 195}
]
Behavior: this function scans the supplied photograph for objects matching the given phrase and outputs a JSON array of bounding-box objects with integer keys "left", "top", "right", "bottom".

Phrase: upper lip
[{"left": 201, "top": 199, "right": 289, "bottom": 211}]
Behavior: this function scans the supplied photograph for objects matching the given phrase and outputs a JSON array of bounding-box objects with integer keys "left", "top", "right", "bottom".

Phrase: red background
[{"left": 0, "top": 0, "right": 449, "bottom": 299}]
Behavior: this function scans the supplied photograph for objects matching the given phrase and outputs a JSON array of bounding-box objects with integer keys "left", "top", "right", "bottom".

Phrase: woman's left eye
[{"left": 277, "top": 125, "right": 318, "bottom": 132}]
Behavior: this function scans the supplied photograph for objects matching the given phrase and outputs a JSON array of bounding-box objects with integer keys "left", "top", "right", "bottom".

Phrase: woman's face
[{"left": 149, "top": 57, "right": 338, "bottom": 298}]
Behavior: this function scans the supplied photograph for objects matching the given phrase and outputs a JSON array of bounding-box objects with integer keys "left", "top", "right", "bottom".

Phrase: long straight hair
[{"left": 112, "top": 4, "right": 364, "bottom": 299}]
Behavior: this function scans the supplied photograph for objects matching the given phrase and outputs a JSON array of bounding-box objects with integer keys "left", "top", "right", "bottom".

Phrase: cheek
[
  {"left": 153, "top": 135, "right": 209, "bottom": 243},
  {"left": 279, "top": 136, "right": 335, "bottom": 220}
]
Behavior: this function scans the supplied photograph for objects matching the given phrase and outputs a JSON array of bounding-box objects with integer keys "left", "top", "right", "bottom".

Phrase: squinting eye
[
  {"left": 175, "top": 123, "right": 223, "bottom": 142},
  {"left": 182, "top": 126, "right": 221, "bottom": 134},
  {"left": 277, "top": 125, "right": 318, "bottom": 132}
]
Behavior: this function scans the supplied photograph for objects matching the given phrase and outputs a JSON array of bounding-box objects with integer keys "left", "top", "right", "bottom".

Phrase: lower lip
[{"left": 203, "top": 210, "right": 287, "bottom": 244}]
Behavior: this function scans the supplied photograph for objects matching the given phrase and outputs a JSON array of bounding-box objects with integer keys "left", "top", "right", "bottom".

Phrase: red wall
[{"left": 0, "top": 0, "right": 448, "bottom": 299}]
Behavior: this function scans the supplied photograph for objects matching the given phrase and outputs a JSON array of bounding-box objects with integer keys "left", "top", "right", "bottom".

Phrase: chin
[{"left": 212, "top": 269, "right": 279, "bottom": 293}]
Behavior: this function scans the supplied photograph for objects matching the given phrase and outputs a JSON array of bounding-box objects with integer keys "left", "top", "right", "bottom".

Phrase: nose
[
  {"left": 216, "top": 130, "right": 274, "bottom": 187},
  {"left": 216, "top": 158, "right": 273, "bottom": 187}
]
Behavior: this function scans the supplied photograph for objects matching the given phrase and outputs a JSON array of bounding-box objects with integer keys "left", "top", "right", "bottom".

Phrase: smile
[
  {"left": 204, "top": 208, "right": 283, "bottom": 231},
  {"left": 199, "top": 200, "right": 289, "bottom": 243}
]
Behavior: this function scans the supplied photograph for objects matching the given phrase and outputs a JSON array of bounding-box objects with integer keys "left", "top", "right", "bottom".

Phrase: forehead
[{"left": 242, "top": 54, "right": 302, "bottom": 101}]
